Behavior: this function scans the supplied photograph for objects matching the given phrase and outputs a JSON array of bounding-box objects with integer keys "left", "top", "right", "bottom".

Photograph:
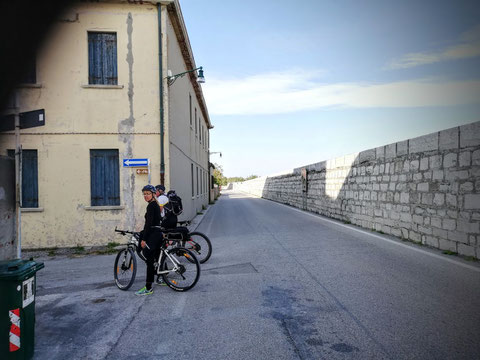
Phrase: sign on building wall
[{"left": 123, "top": 158, "right": 148, "bottom": 167}]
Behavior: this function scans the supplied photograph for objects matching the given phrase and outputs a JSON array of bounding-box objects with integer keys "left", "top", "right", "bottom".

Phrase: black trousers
[{"left": 140, "top": 230, "right": 162, "bottom": 289}]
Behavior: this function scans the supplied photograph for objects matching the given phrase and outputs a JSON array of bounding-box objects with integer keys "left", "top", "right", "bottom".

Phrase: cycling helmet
[{"left": 142, "top": 184, "right": 156, "bottom": 194}]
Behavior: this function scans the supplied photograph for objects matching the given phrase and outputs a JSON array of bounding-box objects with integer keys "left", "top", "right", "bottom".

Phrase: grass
[
  {"left": 442, "top": 250, "right": 458, "bottom": 256},
  {"left": 103, "top": 242, "right": 121, "bottom": 254},
  {"left": 107, "top": 242, "right": 120, "bottom": 249},
  {"left": 47, "top": 247, "right": 58, "bottom": 256},
  {"left": 74, "top": 245, "right": 85, "bottom": 254}
]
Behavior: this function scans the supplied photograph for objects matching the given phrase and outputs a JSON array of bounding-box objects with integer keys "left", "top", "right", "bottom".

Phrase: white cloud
[
  {"left": 202, "top": 69, "right": 480, "bottom": 115},
  {"left": 387, "top": 24, "right": 480, "bottom": 69}
]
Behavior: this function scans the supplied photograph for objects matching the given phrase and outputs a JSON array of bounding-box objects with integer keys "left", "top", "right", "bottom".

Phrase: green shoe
[{"left": 135, "top": 286, "right": 153, "bottom": 296}]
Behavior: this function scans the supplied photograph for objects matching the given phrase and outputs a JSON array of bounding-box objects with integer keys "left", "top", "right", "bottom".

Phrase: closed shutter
[
  {"left": 90, "top": 149, "right": 119, "bottom": 206},
  {"left": 88, "top": 32, "right": 117, "bottom": 85},
  {"left": 7, "top": 149, "right": 38, "bottom": 208}
]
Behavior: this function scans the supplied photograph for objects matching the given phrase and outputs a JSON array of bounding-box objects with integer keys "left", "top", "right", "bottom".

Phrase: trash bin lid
[{"left": 0, "top": 259, "right": 44, "bottom": 280}]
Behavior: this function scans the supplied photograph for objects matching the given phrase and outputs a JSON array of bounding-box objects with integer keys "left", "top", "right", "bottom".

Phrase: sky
[{"left": 180, "top": 0, "right": 480, "bottom": 178}]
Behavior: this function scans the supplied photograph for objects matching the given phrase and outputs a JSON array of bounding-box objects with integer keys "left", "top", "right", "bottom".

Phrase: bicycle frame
[{"left": 155, "top": 245, "right": 188, "bottom": 277}]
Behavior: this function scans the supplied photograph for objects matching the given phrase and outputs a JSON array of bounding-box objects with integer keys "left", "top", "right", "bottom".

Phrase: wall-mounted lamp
[
  {"left": 167, "top": 66, "right": 205, "bottom": 86},
  {"left": 209, "top": 151, "right": 222, "bottom": 158}
]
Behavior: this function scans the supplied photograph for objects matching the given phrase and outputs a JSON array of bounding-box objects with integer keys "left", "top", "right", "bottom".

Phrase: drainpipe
[
  {"left": 14, "top": 90, "right": 21, "bottom": 259},
  {"left": 157, "top": 4, "right": 165, "bottom": 186}
]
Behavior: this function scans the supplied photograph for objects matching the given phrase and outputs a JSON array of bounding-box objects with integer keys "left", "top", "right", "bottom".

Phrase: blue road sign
[{"left": 123, "top": 158, "right": 148, "bottom": 167}]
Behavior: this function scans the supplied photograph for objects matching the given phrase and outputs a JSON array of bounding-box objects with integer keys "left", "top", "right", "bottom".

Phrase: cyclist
[
  {"left": 155, "top": 184, "right": 169, "bottom": 217},
  {"left": 135, "top": 184, "right": 162, "bottom": 296},
  {"left": 156, "top": 184, "right": 177, "bottom": 229}
]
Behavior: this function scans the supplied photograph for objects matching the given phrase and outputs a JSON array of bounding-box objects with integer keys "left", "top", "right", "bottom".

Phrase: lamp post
[
  {"left": 166, "top": 66, "right": 205, "bottom": 86},
  {"left": 209, "top": 151, "right": 222, "bottom": 157}
]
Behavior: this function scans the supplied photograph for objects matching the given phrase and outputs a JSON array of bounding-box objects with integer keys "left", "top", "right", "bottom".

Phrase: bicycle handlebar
[{"left": 114, "top": 227, "right": 136, "bottom": 236}]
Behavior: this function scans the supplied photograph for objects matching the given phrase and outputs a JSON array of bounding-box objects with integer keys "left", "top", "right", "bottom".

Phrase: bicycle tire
[
  {"left": 114, "top": 248, "right": 137, "bottom": 290},
  {"left": 160, "top": 247, "right": 200, "bottom": 292},
  {"left": 184, "top": 231, "right": 212, "bottom": 264}
]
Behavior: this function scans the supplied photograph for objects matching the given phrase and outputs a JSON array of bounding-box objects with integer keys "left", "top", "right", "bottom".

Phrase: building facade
[{"left": 0, "top": 0, "right": 212, "bottom": 248}]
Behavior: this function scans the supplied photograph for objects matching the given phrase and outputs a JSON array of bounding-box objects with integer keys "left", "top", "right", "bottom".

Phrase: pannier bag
[{"left": 163, "top": 226, "right": 189, "bottom": 241}]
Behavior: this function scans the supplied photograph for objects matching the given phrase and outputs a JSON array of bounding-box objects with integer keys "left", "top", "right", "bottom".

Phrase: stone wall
[{"left": 234, "top": 121, "right": 480, "bottom": 259}]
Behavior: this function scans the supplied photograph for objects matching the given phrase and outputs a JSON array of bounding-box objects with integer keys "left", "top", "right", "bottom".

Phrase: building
[{"left": 0, "top": 0, "right": 212, "bottom": 248}]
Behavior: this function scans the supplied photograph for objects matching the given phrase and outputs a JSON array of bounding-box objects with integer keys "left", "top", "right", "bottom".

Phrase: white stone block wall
[{"left": 233, "top": 121, "right": 480, "bottom": 259}]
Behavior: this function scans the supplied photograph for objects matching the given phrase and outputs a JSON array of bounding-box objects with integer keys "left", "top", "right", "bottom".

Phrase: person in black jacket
[{"left": 135, "top": 184, "right": 162, "bottom": 296}]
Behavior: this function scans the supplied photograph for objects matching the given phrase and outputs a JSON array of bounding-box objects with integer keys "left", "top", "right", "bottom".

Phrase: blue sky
[{"left": 180, "top": 0, "right": 480, "bottom": 177}]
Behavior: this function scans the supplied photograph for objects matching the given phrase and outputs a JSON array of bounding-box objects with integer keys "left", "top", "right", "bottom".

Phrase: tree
[{"left": 212, "top": 163, "right": 227, "bottom": 186}]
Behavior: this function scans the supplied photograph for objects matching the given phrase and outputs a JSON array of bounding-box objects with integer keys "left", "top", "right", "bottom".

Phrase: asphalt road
[{"left": 32, "top": 190, "right": 480, "bottom": 359}]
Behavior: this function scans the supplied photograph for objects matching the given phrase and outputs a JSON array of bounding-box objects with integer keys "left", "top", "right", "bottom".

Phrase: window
[
  {"left": 88, "top": 32, "right": 118, "bottom": 85},
  {"left": 200, "top": 169, "right": 203, "bottom": 195},
  {"left": 191, "top": 163, "right": 194, "bottom": 197},
  {"left": 189, "top": 94, "right": 192, "bottom": 127},
  {"left": 8, "top": 149, "right": 38, "bottom": 208},
  {"left": 199, "top": 122, "right": 202, "bottom": 143},
  {"left": 90, "top": 149, "right": 120, "bottom": 206},
  {"left": 196, "top": 166, "right": 199, "bottom": 196},
  {"left": 195, "top": 108, "right": 198, "bottom": 136}
]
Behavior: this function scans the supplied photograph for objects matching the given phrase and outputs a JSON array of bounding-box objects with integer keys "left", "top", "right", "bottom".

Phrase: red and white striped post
[{"left": 9, "top": 308, "right": 21, "bottom": 352}]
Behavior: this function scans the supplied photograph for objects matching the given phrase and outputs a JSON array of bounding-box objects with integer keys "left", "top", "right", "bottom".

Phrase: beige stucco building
[{"left": 0, "top": 0, "right": 212, "bottom": 248}]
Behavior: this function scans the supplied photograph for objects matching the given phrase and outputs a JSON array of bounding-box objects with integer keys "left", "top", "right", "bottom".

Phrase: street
[{"left": 33, "top": 190, "right": 480, "bottom": 359}]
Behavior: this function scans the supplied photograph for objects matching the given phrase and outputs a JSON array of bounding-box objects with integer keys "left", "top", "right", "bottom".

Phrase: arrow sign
[{"left": 123, "top": 158, "right": 149, "bottom": 167}]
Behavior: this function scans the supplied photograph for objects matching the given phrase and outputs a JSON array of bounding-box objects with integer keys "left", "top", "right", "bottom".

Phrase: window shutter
[
  {"left": 88, "top": 33, "right": 101, "bottom": 84},
  {"left": 104, "top": 33, "right": 118, "bottom": 85},
  {"left": 105, "top": 151, "right": 120, "bottom": 205},
  {"left": 90, "top": 151, "right": 105, "bottom": 206},
  {"left": 88, "top": 32, "right": 117, "bottom": 85},
  {"left": 90, "top": 149, "right": 119, "bottom": 206},
  {"left": 22, "top": 150, "right": 38, "bottom": 208},
  {"left": 8, "top": 149, "right": 38, "bottom": 208}
]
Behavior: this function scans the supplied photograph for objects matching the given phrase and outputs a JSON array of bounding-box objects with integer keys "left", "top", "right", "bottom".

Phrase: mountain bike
[
  {"left": 171, "top": 220, "right": 212, "bottom": 264},
  {"left": 113, "top": 228, "right": 200, "bottom": 292}
]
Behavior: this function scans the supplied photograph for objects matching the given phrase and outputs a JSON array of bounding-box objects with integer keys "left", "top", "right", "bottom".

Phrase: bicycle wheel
[
  {"left": 160, "top": 247, "right": 200, "bottom": 292},
  {"left": 114, "top": 248, "right": 137, "bottom": 290},
  {"left": 184, "top": 231, "right": 212, "bottom": 264}
]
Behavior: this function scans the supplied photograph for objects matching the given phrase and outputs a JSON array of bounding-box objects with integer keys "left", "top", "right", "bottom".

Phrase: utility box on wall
[
  {"left": 0, "top": 156, "right": 16, "bottom": 261},
  {"left": 301, "top": 168, "right": 308, "bottom": 193}
]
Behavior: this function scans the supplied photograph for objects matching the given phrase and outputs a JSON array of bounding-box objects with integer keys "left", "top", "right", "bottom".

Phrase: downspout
[{"left": 158, "top": 4, "right": 165, "bottom": 185}]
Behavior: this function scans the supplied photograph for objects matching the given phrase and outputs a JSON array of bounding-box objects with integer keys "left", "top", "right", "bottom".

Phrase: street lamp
[
  {"left": 209, "top": 151, "right": 222, "bottom": 157},
  {"left": 167, "top": 66, "right": 205, "bottom": 86}
]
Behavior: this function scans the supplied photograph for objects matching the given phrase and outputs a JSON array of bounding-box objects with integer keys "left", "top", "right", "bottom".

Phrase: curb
[{"left": 187, "top": 202, "right": 214, "bottom": 232}]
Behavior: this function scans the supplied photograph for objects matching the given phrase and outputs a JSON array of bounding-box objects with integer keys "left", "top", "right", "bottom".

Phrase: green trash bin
[{"left": 0, "top": 259, "right": 44, "bottom": 359}]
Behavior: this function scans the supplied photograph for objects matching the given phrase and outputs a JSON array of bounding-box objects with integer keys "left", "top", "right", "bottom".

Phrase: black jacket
[{"left": 142, "top": 200, "right": 161, "bottom": 240}]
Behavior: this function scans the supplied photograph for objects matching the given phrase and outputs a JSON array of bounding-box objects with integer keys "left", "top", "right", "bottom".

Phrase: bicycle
[
  {"left": 113, "top": 228, "right": 200, "bottom": 292},
  {"left": 168, "top": 220, "right": 212, "bottom": 264}
]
